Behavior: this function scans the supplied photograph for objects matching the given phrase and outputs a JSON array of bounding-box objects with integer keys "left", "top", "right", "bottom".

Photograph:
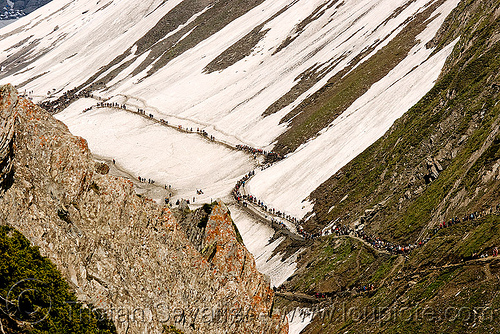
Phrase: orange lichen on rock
[
  {"left": 0, "top": 84, "right": 288, "bottom": 334},
  {"left": 203, "top": 202, "right": 278, "bottom": 315}
]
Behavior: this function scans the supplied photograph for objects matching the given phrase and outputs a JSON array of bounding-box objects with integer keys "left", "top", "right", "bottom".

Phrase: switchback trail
[
  {"left": 115, "top": 93, "right": 255, "bottom": 150},
  {"left": 87, "top": 98, "right": 306, "bottom": 240},
  {"left": 97, "top": 100, "right": 245, "bottom": 154},
  {"left": 68, "top": 96, "right": 500, "bottom": 260}
]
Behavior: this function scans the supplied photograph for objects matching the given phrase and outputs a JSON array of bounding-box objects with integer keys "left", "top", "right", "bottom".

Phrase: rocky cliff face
[{"left": 0, "top": 84, "right": 287, "bottom": 334}]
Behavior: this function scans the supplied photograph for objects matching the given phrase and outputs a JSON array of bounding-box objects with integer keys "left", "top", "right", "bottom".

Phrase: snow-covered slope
[
  {"left": 55, "top": 98, "right": 254, "bottom": 204},
  {"left": 0, "top": 0, "right": 460, "bottom": 220},
  {"left": 229, "top": 204, "right": 302, "bottom": 287},
  {"left": 0, "top": 0, "right": 178, "bottom": 90},
  {"left": 249, "top": 0, "right": 461, "bottom": 218}
]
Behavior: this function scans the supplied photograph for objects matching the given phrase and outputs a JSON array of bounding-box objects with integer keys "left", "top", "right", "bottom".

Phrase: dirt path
[
  {"left": 94, "top": 155, "right": 173, "bottom": 201},
  {"left": 395, "top": 255, "right": 500, "bottom": 281},
  {"left": 321, "top": 233, "right": 392, "bottom": 255},
  {"left": 275, "top": 292, "right": 322, "bottom": 303},
  {"left": 379, "top": 255, "right": 405, "bottom": 287}
]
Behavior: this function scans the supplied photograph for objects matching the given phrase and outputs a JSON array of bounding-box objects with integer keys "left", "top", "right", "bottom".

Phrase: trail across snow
[
  {"left": 55, "top": 99, "right": 255, "bottom": 205},
  {"left": 248, "top": 0, "right": 461, "bottom": 219},
  {"left": 0, "top": 0, "right": 461, "bottom": 220},
  {"left": 1, "top": 0, "right": 463, "bottom": 309},
  {"left": 56, "top": 99, "right": 302, "bottom": 287}
]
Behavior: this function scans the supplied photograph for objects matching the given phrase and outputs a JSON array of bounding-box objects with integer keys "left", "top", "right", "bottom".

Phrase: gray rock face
[
  {"left": 0, "top": 84, "right": 288, "bottom": 334},
  {"left": 0, "top": 85, "right": 15, "bottom": 191},
  {"left": 1, "top": 0, "right": 51, "bottom": 14}
]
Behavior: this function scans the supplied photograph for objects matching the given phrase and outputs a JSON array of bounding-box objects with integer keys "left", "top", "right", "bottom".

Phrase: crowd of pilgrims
[
  {"left": 96, "top": 102, "right": 127, "bottom": 109},
  {"left": 324, "top": 224, "right": 428, "bottom": 254},
  {"left": 94, "top": 102, "right": 222, "bottom": 141},
  {"left": 232, "top": 170, "right": 312, "bottom": 237},
  {"left": 131, "top": 157, "right": 500, "bottom": 255},
  {"left": 39, "top": 86, "right": 96, "bottom": 114},
  {"left": 137, "top": 176, "right": 155, "bottom": 184},
  {"left": 90, "top": 100, "right": 289, "bottom": 156},
  {"left": 234, "top": 168, "right": 500, "bottom": 253},
  {"left": 70, "top": 94, "right": 500, "bottom": 256},
  {"left": 235, "top": 144, "right": 283, "bottom": 162},
  {"left": 324, "top": 205, "right": 500, "bottom": 255}
]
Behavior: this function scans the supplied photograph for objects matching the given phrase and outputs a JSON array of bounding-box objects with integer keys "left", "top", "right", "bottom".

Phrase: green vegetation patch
[
  {"left": 0, "top": 225, "right": 116, "bottom": 334},
  {"left": 273, "top": 1, "right": 446, "bottom": 154},
  {"left": 308, "top": 3, "right": 500, "bottom": 243},
  {"left": 292, "top": 236, "right": 392, "bottom": 293}
]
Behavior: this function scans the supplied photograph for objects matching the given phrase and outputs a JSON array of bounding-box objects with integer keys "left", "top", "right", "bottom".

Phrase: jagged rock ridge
[
  {"left": 0, "top": 84, "right": 287, "bottom": 334},
  {"left": 0, "top": 0, "right": 463, "bottom": 220}
]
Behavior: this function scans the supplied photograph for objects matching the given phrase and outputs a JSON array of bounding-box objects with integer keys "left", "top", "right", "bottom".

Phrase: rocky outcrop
[
  {"left": 0, "top": 85, "right": 15, "bottom": 192},
  {"left": 177, "top": 201, "right": 276, "bottom": 317},
  {"left": 0, "top": 0, "right": 52, "bottom": 14},
  {"left": 0, "top": 84, "right": 287, "bottom": 334},
  {"left": 203, "top": 203, "right": 274, "bottom": 314},
  {"left": 423, "top": 156, "right": 444, "bottom": 184}
]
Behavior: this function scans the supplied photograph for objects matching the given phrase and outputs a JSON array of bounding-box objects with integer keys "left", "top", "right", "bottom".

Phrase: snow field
[
  {"left": 55, "top": 99, "right": 255, "bottom": 205},
  {"left": 229, "top": 204, "right": 302, "bottom": 287},
  {"left": 248, "top": 0, "right": 461, "bottom": 219}
]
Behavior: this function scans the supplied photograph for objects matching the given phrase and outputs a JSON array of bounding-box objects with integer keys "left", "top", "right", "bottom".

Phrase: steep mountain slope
[
  {"left": 248, "top": 0, "right": 461, "bottom": 218},
  {"left": 306, "top": 0, "right": 500, "bottom": 242},
  {"left": 272, "top": 1, "right": 500, "bottom": 332},
  {"left": 0, "top": 0, "right": 462, "bottom": 220},
  {"left": 1, "top": 0, "right": 499, "bottom": 333},
  {"left": 0, "top": 84, "right": 287, "bottom": 334}
]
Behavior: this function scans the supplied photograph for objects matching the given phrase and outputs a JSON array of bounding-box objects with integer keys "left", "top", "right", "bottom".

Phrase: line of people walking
[
  {"left": 234, "top": 164, "right": 500, "bottom": 250},
  {"left": 97, "top": 102, "right": 127, "bottom": 109},
  {"left": 94, "top": 101, "right": 224, "bottom": 144},
  {"left": 39, "top": 85, "right": 99, "bottom": 114},
  {"left": 235, "top": 144, "right": 283, "bottom": 162},
  {"left": 137, "top": 176, "right": 156, "bottom": 184},
  {"left": 90, "top": 98, "right": 290, "bottom": 164},
  {"left": 323, "top": 205, "right": 500, "bottom": 255},
  {"left": 232, "top": 170, "right": 308, "bottom": 238}
]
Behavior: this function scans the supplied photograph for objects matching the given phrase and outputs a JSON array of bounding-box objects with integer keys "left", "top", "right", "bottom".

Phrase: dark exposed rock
[
  {"left": 94, "top": 161, "right": 109, "bottom": 175},
  {"left": 0, "top": 85, "right": 16, "bottom": 192}
]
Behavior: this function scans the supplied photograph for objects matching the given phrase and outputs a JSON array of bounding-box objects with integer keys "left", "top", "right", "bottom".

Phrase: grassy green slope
[
  {"left": 0, "top": 226, "right": 116, "bottom": 334},
  {"left": 307, "top": 0, "right": 500, "bottom": 243},
  {"left": 275, "top": 1, "right": 500, "bottom": 333},
  {"left": 279, "top": 214, "right": 500, "bottom": 334}
]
